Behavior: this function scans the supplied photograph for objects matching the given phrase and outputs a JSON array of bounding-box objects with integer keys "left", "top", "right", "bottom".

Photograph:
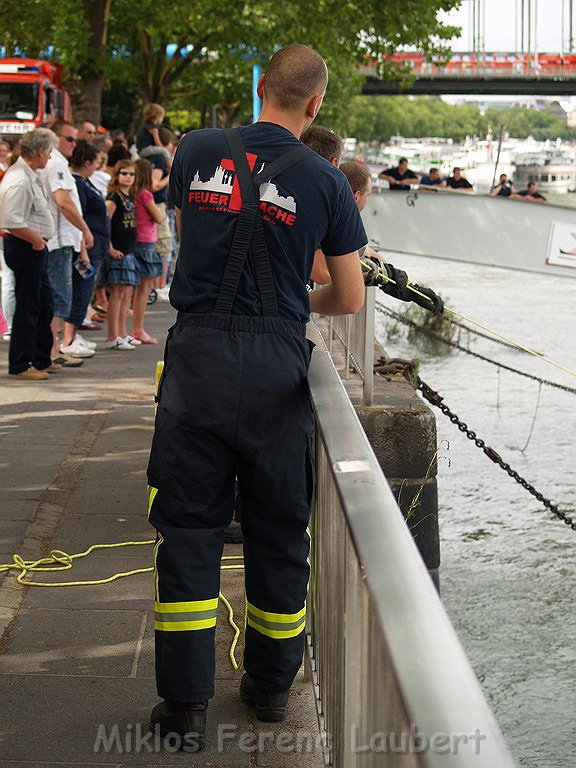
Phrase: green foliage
[
  {"left": 0, "top": 0, "right": 462, "bottom": 128},
  {"left": 346, "top": 96, "right": 576, "bottom": 143}
]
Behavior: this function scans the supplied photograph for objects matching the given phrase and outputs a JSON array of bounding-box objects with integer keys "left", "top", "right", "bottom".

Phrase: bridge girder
[{"left": 361, "top": 76, "right": 576, "bottom": 97}]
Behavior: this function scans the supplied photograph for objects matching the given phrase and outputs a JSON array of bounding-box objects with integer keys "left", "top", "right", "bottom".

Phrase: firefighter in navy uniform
[{"left": 147, "top": 44, "right": 367, "bottom": 752}]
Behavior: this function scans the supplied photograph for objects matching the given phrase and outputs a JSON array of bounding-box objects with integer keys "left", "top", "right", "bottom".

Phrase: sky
[{"left": 439, "top": 0, "right": 567, "bottom": 53}]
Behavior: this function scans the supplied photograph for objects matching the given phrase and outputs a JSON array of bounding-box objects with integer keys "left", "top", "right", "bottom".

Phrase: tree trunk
[{"left": 67, "top": 0, "right": 112, "bottom": 125}]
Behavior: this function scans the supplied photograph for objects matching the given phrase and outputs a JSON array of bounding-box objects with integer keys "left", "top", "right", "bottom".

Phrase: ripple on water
[{"left": 375, "top": 255, "right": 576, "bottom": 768}]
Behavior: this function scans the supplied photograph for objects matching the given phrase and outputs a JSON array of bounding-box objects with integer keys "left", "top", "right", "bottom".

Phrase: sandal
[{"left": 131, "top": 330, "right": 158, "bottom": 344}]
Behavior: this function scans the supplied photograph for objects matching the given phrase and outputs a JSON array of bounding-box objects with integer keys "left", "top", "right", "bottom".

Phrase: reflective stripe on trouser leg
[
  {"left": 149, "top": 488, "right": 227, "bottom": 702},
  {"left": 247, "top": 601, "right": 306, "bottom": 639},
  {"left": 155, "top": 598, "right": 219, "bottom": 631}
]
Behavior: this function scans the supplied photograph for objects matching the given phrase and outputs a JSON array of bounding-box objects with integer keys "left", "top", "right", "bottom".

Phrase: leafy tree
[{"left": 0, "top": 0, "right": 461, "bottom": 127}]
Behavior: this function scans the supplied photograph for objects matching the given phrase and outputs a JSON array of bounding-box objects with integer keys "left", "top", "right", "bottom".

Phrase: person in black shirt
[
  {"left": 104, "top": 159, "right": 140, "bottom": 350},
  {"left": 490, "top": 173, "right": 515, "bottom": 197},
  {"left": 512, "top": 181, "right": 548, "bottom": 204},
  {"left": 71, "top": 141, "right": 110, "bottom": 335},
  {"left": 445, "top": 167, "right": 474, "bottom": 192},
  {"left": 147, "top": 44, "right": 366, "bottom": 750},
  {"left": 378, "top": 157, "right": 419, "bottom": 190}
]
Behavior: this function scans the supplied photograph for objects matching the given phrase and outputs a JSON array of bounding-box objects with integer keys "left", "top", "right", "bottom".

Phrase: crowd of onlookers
[
  {"left": 378, "top": 157, "right": 548, "bottom": 202},
  {"left": 0, "top": 104, "right": 179, "bottom": 380}
]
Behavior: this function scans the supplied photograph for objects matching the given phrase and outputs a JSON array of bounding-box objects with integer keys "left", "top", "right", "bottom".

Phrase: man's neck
[
  {"left": 23, "top": 155, "right": 42, "bottom": 172},
  {"left": 257, "top": 106, "right": 306, "bottom": 139}
]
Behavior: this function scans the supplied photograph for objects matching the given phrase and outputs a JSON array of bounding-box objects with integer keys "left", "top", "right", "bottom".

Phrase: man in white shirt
[
  {"left": 0, "top": 129, "right": 59, "bottom": 380},
  {"left": 41, "top": 120, "right": 94, "bottom": 358}
]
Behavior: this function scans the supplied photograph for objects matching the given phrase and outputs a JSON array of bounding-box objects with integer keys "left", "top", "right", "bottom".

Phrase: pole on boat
[{"left": 490, "top": 125, "right": 505, "bottom": 192}]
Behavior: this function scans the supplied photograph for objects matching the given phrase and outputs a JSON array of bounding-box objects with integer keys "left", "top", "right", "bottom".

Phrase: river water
[{"left": 373, "top": 253, "right": 576, "bottom": 768}]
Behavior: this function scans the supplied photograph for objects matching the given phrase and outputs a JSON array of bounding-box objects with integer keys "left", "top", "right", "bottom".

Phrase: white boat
[{"left": 361, "top": 186, "right": 576, "bottom": 279}]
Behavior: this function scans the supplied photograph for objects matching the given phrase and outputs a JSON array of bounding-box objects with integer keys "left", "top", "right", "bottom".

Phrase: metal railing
[
  {"left": 328, "top": 286, "right": 375, "bottom": 405},
  {"left": 306, "top": 321, "right": 516, "bottom": 767}
]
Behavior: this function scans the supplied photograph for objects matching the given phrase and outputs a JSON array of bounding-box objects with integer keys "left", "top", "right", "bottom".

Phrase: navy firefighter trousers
[{"left": 147, "top": 312, "right": 315, "bottom": 702}]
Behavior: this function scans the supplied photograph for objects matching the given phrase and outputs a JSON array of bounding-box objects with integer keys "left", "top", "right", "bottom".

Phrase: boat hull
[{"left": 362, "top": 189, "right": 576, "bottom": 279}]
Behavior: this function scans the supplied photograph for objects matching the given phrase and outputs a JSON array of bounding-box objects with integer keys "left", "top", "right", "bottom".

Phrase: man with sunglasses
[
  {"left": 40, "top": 120, "right": 94, "bottom": 361},
  {"left": 76, "top": 121, "right": 98, "bottom": 141}
]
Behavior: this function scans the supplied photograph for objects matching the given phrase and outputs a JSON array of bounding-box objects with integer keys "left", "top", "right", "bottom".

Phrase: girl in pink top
[{"left": 131, "top": 158, "right": 163, "bottom": 343}]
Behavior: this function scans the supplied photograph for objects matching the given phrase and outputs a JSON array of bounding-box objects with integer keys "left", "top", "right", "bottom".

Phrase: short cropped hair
[
  {"left": 264, "top": 45, "right": 328, "bottom": 111},
  {"left": 340, "top": 161, "right": 371, "bottom": 196},
  {"left": 301, "top": 125, "right": 343, "bottom": 164},
  {"left": 142, "top": 103, "right": 165, "bottom": 123},
  {"left": 20, "top": 128, "right": 58, "bottom": 158},
  {"left": 50, "top": 119, "right": 74, "bottom": 136}
]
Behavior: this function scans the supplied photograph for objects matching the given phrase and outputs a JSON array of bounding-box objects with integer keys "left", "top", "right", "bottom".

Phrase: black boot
[
  {"left": 240, "top": 673, "right": 289, "bottom": 722},
  {"left": 150, "top": 700, "right": 207, "bottom": 752}
]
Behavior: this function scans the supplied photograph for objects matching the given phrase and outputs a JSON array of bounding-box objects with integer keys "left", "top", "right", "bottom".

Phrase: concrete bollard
[{"left": 315, "top": 318, "right": 441, "bottom": 590}]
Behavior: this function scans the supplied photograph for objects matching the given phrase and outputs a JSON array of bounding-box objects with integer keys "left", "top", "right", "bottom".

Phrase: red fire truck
[{"left": 0, "top": 58, "right": 72, "bottom": 138}]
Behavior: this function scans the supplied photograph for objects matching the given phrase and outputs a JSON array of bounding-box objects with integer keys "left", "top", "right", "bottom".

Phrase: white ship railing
[{"left": 307, "top": 322, "right": 516, "bottom": 768}]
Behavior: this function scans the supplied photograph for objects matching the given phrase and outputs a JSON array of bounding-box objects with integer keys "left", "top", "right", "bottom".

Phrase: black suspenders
[{"left": 213, "top": 128, "right": 313, "bottom": 317}]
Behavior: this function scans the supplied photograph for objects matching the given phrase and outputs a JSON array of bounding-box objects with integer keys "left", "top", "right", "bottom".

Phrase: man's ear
[
  {"left": 306, "top": 93, "right": 324, "bottom": 119},
  {"left": 257, "top": 74, "right": 266, "bottom": 100}
]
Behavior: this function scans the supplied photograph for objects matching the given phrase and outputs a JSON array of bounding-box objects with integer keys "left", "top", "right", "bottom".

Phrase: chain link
[
  {"left": 376, "top": 303, "right": 576, "bottom": 396},
  {"left": 417, "top": 378, "right": 576, "bottom": 531}
]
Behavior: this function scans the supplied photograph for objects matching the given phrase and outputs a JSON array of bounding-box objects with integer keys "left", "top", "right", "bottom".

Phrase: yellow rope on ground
[{"left": 0, "top": 541, "right": 245, "bottom": 668}]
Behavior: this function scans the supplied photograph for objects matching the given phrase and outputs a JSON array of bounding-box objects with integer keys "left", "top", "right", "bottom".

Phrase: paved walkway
[{"left": 0, "top": 301, "right": 322, "bottom": 767}]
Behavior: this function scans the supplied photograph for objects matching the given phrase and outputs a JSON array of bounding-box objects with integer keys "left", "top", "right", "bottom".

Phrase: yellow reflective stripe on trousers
[
  {"left": 246, "top": 601, "right": 306, "bottom": 639},
  {"left": 147, "top": 485, "right": 158, "bottom": 519},
  {"left": 155, "top": 598, "right": 219, "bottom": 631}
]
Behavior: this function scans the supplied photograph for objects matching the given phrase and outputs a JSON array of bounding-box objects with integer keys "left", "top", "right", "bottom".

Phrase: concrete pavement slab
[
  {"left": 0, "top": 303, "right": 322, "bottom": 766},
  {"left": 0, "top": 607, "right": 148, "bottom": 677}
]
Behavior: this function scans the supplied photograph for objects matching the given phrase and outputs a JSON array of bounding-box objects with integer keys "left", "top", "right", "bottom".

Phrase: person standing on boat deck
[
  {"left": 146, "top": 44, "right": 366, "bottom": 752},
  {"left": 420, "top": 167, "right": 445, "bottom": 189},
  {"left": 491, "top": 173, "right": 515, "bottom": 197},
  {"left": 378, "top": 157, "right": 419, "bottom": 190},
  {"left": 445, "top": 167, "right": 474, "bottom": 192},
  {"left": 512, "top": 181, "right": 548, "bottom": 204}
]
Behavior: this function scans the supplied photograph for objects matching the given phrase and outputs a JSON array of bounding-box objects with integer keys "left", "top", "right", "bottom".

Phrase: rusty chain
[
  {"left": 376, "top": 303, "right": 576, "bottom": 396},
  {"left": 417, "top": 378, "right": 576, "bottom": 531}
]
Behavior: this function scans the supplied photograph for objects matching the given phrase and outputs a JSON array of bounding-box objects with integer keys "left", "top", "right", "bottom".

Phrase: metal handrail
[
  {"left": 306, "top": 321, "right": 516, "bottom": 767},
  {"left": 327, "top": 286, "right": 375, "bottom": 405}
]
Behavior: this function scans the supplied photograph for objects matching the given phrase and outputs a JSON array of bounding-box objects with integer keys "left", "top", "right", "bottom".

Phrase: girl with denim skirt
[
  {"left": 130, "top": 158, "right": 163, "bottom": 344},
  {"left": 104, "top": 159, "right": 141, "bottom": 351}
]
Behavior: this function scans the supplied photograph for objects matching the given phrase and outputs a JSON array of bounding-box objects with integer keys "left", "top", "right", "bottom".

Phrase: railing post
[{"left": 362, "top": 287, "right": 375, "bottom": 405}]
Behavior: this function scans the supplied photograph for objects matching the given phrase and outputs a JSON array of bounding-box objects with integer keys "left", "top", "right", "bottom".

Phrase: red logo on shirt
[{"left": 187, "top": 154, "right": 297, "bottom": 226}]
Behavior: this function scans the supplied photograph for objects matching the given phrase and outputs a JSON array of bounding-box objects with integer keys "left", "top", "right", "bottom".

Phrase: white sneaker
[
  {"left": 123, "top": 335, "right": 142, "bottom": 346},
  {"left": 105, "top": 336, "right": 134, "bottom": 351},
  {"left": 60, "top": 339, "right": 95, "bottom": 358},
  {"left": 156, "top": 286, "right": 171, "bottom": 302},
  {"left": 75, "top": 333, "right": 97, "bottom": 350}
]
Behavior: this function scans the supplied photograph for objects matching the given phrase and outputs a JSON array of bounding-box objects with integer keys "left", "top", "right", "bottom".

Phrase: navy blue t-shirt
[
  {"left": 73, "top": 174, "right": 110, "bottom": 241},
  {"left": 149, "top": 153, "right": 169, "bottom": 205},
  {"left": 169, "top": 122, "right": 367, "bottom": 322}
]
